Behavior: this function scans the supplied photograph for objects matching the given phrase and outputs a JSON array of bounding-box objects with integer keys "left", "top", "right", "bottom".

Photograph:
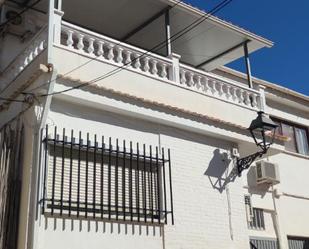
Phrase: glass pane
[
  {"left": 273, "top": 120, "right": 282, "bottom": 135},
  {"left": 295, "top": 128, "right": 309, "bottom": 155},
  {"left": 281, "top": 123, "right": 297, "bottom": 152}
]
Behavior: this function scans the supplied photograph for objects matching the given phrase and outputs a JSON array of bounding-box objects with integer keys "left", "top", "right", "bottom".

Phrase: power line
[
  {"left": 1, "top": 1, "right": 182, "bottom": 103},
  {"left": 25, "top": 0, "right": 183, "bottom": 93},
  {"left": 40, "top": 0, "right": 233, "bottom": 97},
  {"left": 0, "top": 97, "right": 25, "bottom": 102},
  {"left": 0, "top": 0, "right": 44, "bottom": 101},
  {"left": 0, "top": 0, "right": 43, "bottom": 29}
]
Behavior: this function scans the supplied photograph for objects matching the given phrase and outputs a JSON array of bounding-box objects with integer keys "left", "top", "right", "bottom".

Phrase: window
[
  {"left": 250, "top": 238, "right": 279, "bottom": 249},
  {"left": 244, "top": 196, "right": 265, "bottom": 230},
  {"left": 39, "top": 126, "right": 174, "bottom": 225},
  {"left": 273, "top": 118, "right": 309, "bottom": 156},
  {"left": 249, "top": 208, "right": 265, "bottom": 230}
]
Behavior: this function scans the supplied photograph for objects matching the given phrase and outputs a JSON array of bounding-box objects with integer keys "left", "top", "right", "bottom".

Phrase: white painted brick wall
[{"left": 34, "top": 99, "right": 251, "bottom": 249}]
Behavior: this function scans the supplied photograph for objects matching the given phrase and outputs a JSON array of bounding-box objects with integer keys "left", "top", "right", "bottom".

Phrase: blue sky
[{"left": 186, "top": 0, "right": 309, "bottom": 95}]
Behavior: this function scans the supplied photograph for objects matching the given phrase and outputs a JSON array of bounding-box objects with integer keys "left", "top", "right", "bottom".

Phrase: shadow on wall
[
  {"left": 43, "top": 216, "right": 163, "bottom": 237},
  {"left": 247, "top": 166, "right": 270, "bottom": 197},
  {"left": 204, "top": 149, "right": 237, "bottom": 193}
]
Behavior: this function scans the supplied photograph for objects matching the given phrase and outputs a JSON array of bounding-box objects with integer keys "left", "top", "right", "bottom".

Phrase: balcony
[
  {"left": 57, "top": 20, "right": 262, "bottom": 111},
  {"left": 0, "top": 26, "right": 47, "bottom": 94}
]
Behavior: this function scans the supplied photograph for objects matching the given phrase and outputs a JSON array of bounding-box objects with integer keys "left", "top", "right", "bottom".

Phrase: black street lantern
[{"left": 237, "top": 111, "right": 278, "bottom": 176}]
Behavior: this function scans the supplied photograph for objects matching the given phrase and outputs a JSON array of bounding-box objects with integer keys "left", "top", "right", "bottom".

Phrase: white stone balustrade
[
  {"left": 59, "top": 21, "right": 262, "bottom": 111},
  {"left": 60, "top": 21, "right": 172, "bottom": 82},
  {"left": 179, "top": 65, "right": 260, "bottom": 110},
  {"left": 0, "top": 26, "right": 47, "bottom": 91}
]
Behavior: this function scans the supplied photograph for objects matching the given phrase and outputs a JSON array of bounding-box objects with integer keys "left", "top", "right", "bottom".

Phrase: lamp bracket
[{"left": 236, "top": 148, "right": 268, "bottom": 176}]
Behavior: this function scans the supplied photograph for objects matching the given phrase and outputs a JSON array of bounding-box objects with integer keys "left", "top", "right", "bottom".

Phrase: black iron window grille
[{"left": 39, "top": 126, "right": 174, "bottom": 225}]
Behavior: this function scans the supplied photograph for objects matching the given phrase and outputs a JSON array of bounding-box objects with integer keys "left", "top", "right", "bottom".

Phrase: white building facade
[{"left": 0, "top": 1, "right": 308, "bottom": 249}]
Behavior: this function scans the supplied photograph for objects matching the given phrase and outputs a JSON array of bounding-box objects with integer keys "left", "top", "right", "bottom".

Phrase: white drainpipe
[{"left": 271, "top": 186, "right": 289, "bottom": 249}]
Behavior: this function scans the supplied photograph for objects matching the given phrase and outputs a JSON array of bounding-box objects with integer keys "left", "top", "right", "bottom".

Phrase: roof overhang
[{"left": 24, "top": 0, "right": 273, "bottom": 71}]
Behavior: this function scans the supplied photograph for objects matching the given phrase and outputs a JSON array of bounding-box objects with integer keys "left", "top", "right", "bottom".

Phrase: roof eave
[{"left": 163, "top": 0, "right": 274, "bottom": 48}]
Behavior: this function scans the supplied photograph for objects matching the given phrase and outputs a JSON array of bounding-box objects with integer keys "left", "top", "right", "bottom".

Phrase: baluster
[
  {"left": 23, "top": 50, "right": 30, "bottom": 67},
  {"left": 97, "top": 40, "right": 104, "bottom": 57},
  {"left": 124, "top": 50, "right": 132, "bottom": 66},
  {"left": 180, "top": 70, "right": 186, "bottom": 85},
  {"left": 160, "top": 63, "right": 168, "bottom": 79},
  {"left": 106, "top": 43, "right": 114, "bottom": 60},
  {"left": 39, "top": 40, "right": 45, "bottom": 52},
  {"left": 87, "top": 37, "right": 95, "bottom": 55},
  {"left": 77, "top": 33, "right": 84, "bottom": 51},
  {"left": 116, "top": 46, "right": 124, "bottom": 64},
  {"left": 65, "top": 29, "right": 74, "bottom": 48},
  {"left": 187, "top": 72, "right": 194, "bottom": 87},
  {"left": 33, "top": 41, "right": 39, "bottom": 57},
  {"left": 244, "top": 91, "right": 251, "bottom": 105},
  {"left": 210, "top": 80, "right": 216, "bottom": 95},
  {"left": 226, "top": 85, "right": 232, "bottom": 100},
  {"left": 18, "top": 59, "right": 24, "bottom": 72},
  {"left": 150, "top": 59, "right": 158, "bottom": 75},
  {"left": 218, "top": 82, "right": 224, "bottom": 97},
  {"left": 133, "top": 53, "right": 141, "bottom": 69},
  {"left": 239, "top": 89, "right": 245, "bottom": 104},
  {"left": 231, "top": 87, "right": 237, "bottom": 102},
  {"left": 196, "top": 75, "right": 202, "bottom": 90},
  {"left": 251, "top": 93, "right": 258, "bottom": 108},
  {"left": 143, "top": 56, "right": 150, "bottom": 73},
  {"left": 203, "top": 77, "right": 209, "bottom": 93},
  {"left": 28, "top": 48, "right": 34, "bottom": 63}
]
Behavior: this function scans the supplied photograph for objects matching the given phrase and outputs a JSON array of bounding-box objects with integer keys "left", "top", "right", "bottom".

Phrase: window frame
[
  {"left": 272, "top": 117, "right": 309, "bottom": 156},
  {"left": 249, "top": 208, "right": 265, "bottom": 230},
  {"left": 39, "top": 126, "right": 175, "bottom": 225}
]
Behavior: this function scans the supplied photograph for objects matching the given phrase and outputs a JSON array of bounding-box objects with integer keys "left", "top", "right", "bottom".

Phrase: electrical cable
[
  {"left": 24, "top": 0, "right": 183, "bottom": 93},
  {"left": 38, "top": 0, "right": 233, "bottom": 97},
  {"left": 0, "top": 1, "right": 181, "bottom": 121},
  {"left": 0, "top": 0, "right": 43, "bottom": 29},
  {"left": 0, "top": 97, "right": 25, "bottom": 102}
]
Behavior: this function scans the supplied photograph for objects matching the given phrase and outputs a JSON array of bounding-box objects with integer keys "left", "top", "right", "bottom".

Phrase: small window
[
  {"left": 273, "top": 118, "right": 309, "bottom": 156},
  {"left": 249, "top": 208, "right": 265, "bottom": 230}
]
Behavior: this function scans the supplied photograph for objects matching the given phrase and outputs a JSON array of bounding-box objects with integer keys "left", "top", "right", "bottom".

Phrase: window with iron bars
[
  {"left": 39, "top": 126, "right": 174, "bottom": 225},
  {"left": 249, "top": 208, "right": 265, "bottom": 230},
  {"left": 245, "top": 196, "right": 265, "bottom": 230}
]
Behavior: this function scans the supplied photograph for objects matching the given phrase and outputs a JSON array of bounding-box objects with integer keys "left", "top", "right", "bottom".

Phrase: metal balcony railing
[{"left": 39, "top": 126, "right": 174, "bottom": 225}]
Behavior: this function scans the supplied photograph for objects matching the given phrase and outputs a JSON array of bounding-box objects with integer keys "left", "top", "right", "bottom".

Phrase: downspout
[{"left": 271, "top": 186, "right": 288, "bottom": 249}]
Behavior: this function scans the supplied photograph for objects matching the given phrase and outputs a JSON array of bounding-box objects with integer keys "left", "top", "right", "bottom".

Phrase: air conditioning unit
[{"left": 256, "top": 161, "right": 280, "bottom": 185}]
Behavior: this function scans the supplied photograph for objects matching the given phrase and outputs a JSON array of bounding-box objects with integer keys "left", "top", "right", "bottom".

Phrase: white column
[
  {"left": 256, "top": 85, "right": 267, "bottom": 113},
  {"left": 53, "top": 9, "right": 64, "bottom": 45},
  {"left": 168, "top": 53, "right": 181, "bottom": 83},
  {"left": 47, "top": 0, "right": 55, "bottom": 63}
]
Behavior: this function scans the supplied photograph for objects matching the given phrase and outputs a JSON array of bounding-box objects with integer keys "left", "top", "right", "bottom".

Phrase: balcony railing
[
  {"left": 1, "top": 18, "right": 262, "bottom": 112},
  {"left": 40, "top": 126, "right": 174, "bottom": 225},
  {"left": 60, "top": 21, "right": 172, "bottom": 82},
  {"left": 58, "top": 21, "right": 262, "bottom": 111},
  {"left": 179, "top": 64, "right": 260, "bottom": 109},
  {"left": 0, "top": 26, "right": 47, "bottom": 91}
]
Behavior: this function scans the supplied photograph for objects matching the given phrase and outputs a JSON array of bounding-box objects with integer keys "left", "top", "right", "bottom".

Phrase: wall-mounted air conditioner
[{"left": 256, "top": 161, "right": 280, "bottom": 185}]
